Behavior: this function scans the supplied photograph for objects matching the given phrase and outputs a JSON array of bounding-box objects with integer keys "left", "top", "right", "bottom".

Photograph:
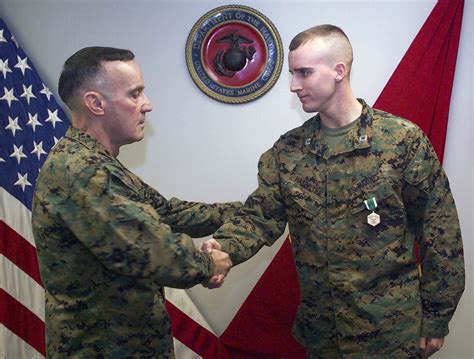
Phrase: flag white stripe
[
  {"left": 181, "top": 229, "right": 290, "bottom": 337},
  {"left": 172, "top": 337, "right": 203, "bottom": 359},
  {"left": 0, "top": 325, "right": 44, "bottom": 359},
  {"left": 0, "top": 255, "right": 45, "bottom": 321},
  {"left": 0, "top": 187, "right": 35, "bottom": 247},
  {"left": 165, "top": 287, "right": 214, "bottom": 334}
]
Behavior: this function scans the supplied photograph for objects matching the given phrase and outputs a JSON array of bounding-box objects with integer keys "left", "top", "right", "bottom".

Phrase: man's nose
[
  {"left": 142, "top": 94, "right": 153, "bottom": 112},
  {"left": 290, "top": 76, "right": 301, "bottom": 93}
]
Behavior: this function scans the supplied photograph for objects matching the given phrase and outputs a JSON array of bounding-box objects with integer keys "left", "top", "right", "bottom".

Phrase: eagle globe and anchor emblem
[
  {"left": 186, "top": 5, "right": 283, "bottom": 104},
  {"left": 213, "top": 31, "right": 256, "bottom": 77}
]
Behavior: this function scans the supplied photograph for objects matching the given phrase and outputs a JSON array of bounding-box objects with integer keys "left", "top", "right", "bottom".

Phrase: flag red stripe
[
  {"left": 166, "top": 300, "right": 233, "bottom": 358},
  {"left": 0, "top": 289, "right": 46, "bottom": 356},
  {"left": 431, "top": 0, "right": 463, "bottom": 158},
  {"left": 0, "top": 220, "right": 43, "bottom": 286},
  {"left": 220, "top": 238, "right": 306, "bottom": 357},
  {"left": 373, "top": 0, "right": 464, "bottom": 163}
]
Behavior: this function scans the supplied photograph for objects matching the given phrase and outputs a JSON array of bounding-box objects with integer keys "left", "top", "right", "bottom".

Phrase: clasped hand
[
  {"left": 419, "top": 337, "right": 444, "bottom": 358},
  {"left": 200, "top": 238, "right": 231, "bottom": 289}
]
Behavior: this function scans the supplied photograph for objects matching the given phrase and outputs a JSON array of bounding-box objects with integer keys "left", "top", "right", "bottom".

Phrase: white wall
[{"left": 1, "top": 1, "right": 472, "bottom": 357}]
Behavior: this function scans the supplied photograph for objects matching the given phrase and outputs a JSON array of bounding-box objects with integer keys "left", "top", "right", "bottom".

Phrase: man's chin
[
  {"left": 126, "top": 133, "right": 145, "bottom": 145},
  {"left": 301, "top": 104, "right": 317, "bottom": 113}
]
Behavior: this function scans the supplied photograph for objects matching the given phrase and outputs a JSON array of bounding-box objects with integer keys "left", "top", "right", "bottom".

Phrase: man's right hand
[
  {"left": 203, "top": 248, "right": 232, "bottom": 289},
  {"left": 200, "top": 238, "right": 222, "bottom": 252}
]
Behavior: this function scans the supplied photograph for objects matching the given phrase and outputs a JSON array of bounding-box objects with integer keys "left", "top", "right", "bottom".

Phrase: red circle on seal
[{"left": 201, "top": 22, "right": 268, "bottom": 87}]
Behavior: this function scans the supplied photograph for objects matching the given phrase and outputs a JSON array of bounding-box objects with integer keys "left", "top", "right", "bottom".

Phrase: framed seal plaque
[{"left": 186, "top": 5, "right": 283, "bottom": 104}]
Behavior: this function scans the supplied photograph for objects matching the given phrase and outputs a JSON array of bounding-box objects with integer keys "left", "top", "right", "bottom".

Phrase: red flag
[{"left": 374, "top": 0, "right": 464, "bottom": 163}]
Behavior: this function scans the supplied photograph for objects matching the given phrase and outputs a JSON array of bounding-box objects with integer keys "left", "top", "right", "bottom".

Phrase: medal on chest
[{"left": 364, "top": 197, "right": 380, "bottom": 226}]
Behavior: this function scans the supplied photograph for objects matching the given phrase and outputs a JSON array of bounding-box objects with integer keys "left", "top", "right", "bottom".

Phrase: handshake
[{"left": 199, "top": 238, "right": 232, "bottom": 289}]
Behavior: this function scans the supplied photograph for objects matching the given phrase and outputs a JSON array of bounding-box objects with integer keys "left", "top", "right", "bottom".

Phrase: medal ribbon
[{"left": 364, "top": 197, "right": 377, "bottom": 211}]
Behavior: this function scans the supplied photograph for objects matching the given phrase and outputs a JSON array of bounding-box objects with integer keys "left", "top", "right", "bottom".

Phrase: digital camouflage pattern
[
  {"left": 214, "top": 100, "right": 465, "bottom": 358},
  {"left": 32, "top": 126, "right": 241, "bottom": 358}
]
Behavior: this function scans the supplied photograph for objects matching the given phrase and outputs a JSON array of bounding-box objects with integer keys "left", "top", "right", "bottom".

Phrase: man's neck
[
  {"left": 71, "top": 115, "right": 119, "bottom": 157},
  {"left": 320, "top": 93, "right": 362, "bottom": 129}
]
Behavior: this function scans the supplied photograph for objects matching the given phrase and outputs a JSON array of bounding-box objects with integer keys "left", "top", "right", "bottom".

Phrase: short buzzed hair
[
  {"left": 289, "top": 24, "right": 354, "bottom": 74},
  {"left": 58, "top": 46, "right": 135, "bottom": 107}
]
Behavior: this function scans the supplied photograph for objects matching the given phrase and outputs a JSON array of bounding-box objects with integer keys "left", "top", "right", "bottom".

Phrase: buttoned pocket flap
[
  {"left": 287, "top": 184, "right": 323, "bottom": 216},
  {"left": 350, "top": 180, "right": 395, "bottom": 214}
]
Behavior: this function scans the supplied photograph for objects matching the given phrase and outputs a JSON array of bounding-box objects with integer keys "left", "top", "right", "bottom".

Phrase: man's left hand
[{"left": 419, "top": 336, "right": 444, "bottom": 358}]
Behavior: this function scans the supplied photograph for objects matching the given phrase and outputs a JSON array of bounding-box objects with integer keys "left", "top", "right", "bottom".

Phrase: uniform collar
[
  {"left": 64, "top": 126, "right": 115, "bottom": 159},
  {"left": 304, "top": 99, "right": 373, "bottom": 160}
]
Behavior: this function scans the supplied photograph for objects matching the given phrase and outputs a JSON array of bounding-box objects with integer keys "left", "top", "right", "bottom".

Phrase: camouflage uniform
[
  {"left": 32, "top": 127, "right": 241, "bottom": 358},
  {"left": 214, "top": 100, "right": 465, "bottom": 358}
]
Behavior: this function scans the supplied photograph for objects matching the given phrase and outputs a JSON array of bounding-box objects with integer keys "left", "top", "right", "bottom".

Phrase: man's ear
[
  {"left": 334, "top": 62, "right": 347, "bottom": 82},
  {"left": 83, "top": 91, "right": 105, "bottom": 116}
]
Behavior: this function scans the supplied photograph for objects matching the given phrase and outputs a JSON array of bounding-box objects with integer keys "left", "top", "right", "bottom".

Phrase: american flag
[{"left": 0, "top": 18, "right": 69, "bottom": 358}]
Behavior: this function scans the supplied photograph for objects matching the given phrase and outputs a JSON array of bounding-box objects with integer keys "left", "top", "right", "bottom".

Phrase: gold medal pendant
[{"left": 367, "top": 211, "right": 380, "bottom": 226}]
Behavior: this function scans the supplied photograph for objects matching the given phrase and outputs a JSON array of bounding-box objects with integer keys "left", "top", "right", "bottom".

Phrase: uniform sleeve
[
  {"left": 213, "top": 148, "right": 288, "bottom": 265},
  {"left": 403, "top": 129, "right": 465, "bottom": 338},
  {"left": 140, "top": 182, "right": 242, "bottom": 238},
  {"left": 59, "top": 164, "right": 214, "bottom": 289}
]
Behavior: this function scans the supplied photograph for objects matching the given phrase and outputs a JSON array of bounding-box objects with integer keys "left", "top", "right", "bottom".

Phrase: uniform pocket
[
  {"left": 348, "top": 178, "right": 406, "bottom": 248},
  {"left": 286, "top": 183, "right": 323, "bottom": 217},
  {"left": 350, "top": 179, "right": 400, "bottom": 215}
]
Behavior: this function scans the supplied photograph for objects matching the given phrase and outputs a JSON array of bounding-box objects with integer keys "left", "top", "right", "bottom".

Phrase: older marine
[{"left": 32, "top": 46, "right": 240, "bottom": 357}]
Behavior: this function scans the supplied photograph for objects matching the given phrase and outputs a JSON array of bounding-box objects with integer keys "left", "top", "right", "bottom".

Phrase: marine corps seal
[{"left": 186, "top": 5, "right": 283, "bottom": 104}]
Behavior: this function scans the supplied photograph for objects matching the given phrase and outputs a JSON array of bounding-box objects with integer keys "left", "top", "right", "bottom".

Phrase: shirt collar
[
  {"left": 304, "top": 98, "right": 373, "bottom": 159},
  {"left": 64, "top": 126, "right": 115, "bottom": 159}
]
